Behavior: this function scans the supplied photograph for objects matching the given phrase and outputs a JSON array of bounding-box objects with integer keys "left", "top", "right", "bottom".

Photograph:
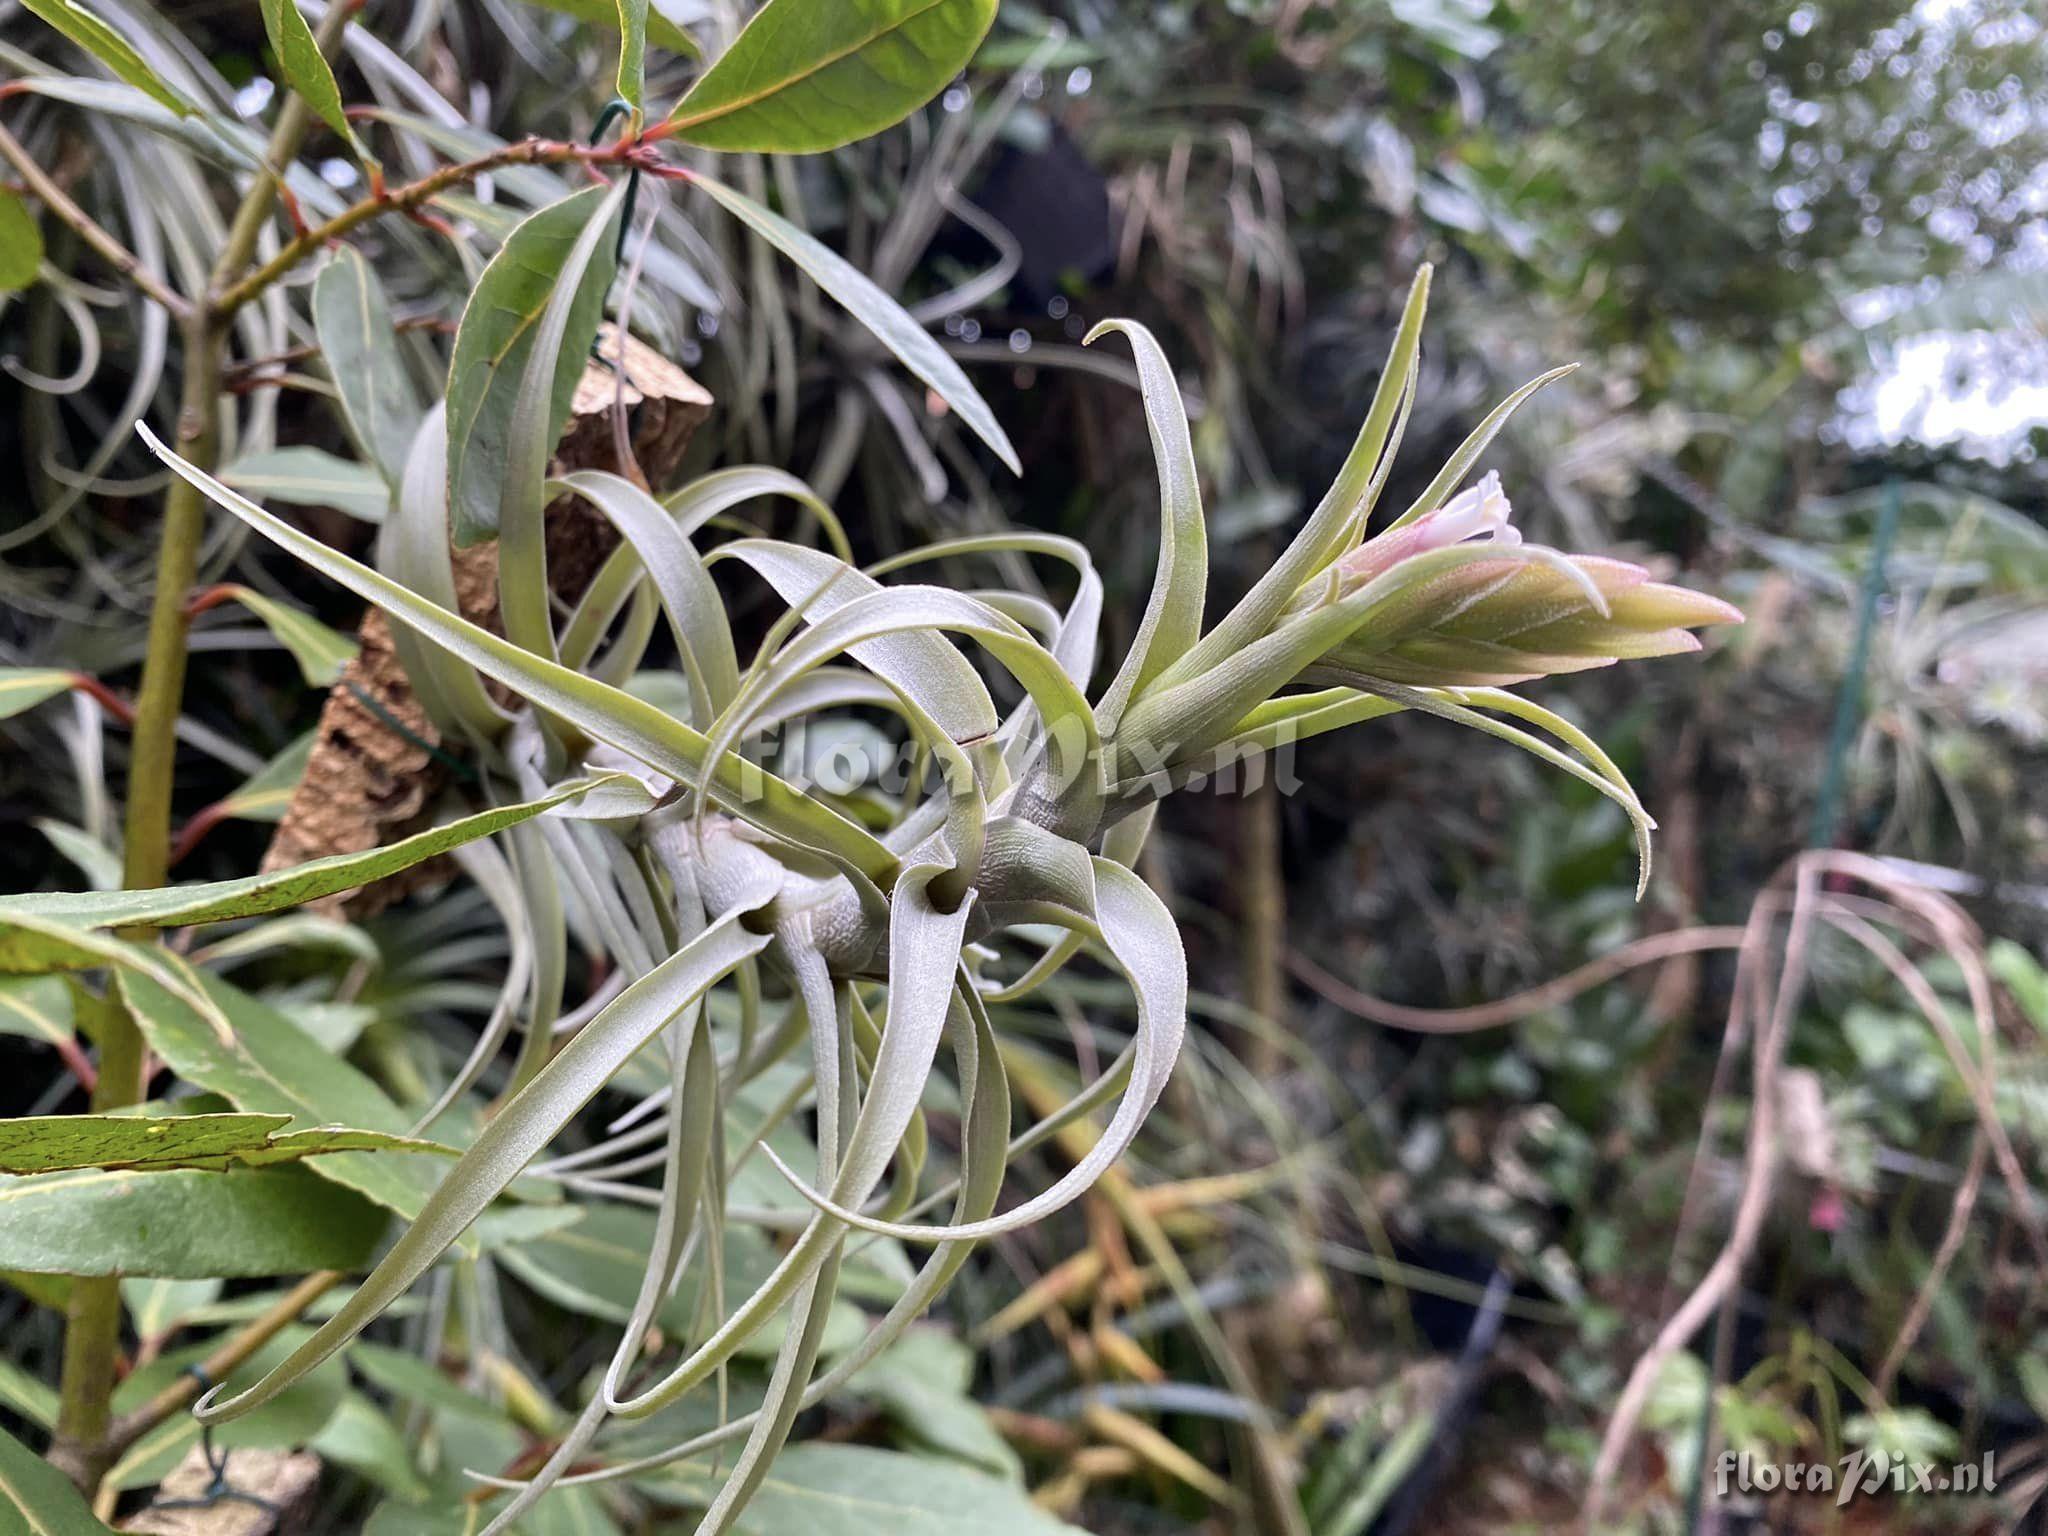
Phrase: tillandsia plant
[{"left": 0, "top": 0, "right": 1738, "bottom": 1530}]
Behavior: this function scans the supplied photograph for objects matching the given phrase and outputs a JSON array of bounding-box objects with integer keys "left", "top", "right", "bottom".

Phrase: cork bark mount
[{"left": 261, "top": 324, "right": 711, "bottom": 916}]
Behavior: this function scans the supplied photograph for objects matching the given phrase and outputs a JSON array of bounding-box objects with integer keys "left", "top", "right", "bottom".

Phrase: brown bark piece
[
  {"left": 261, "top": 324, "right": 711, "bottom": 915},
  {"left": 118, "top": 1446, "right": 321, "bottom": 1535}
]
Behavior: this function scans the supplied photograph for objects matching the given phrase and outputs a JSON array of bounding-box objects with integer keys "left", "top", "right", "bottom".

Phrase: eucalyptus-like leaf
[
  {"left": 4, "top": 81, "right": 347, "bottom": 222},
  {"left": 19, "top": 0, "right": 197, "bottom": 116},
  {"left": 498, "top": 181, "right": 628, "bottom": 657},
  {"left": 0, "top": 1164, "right": 386, "bottom": 1279},
  {"left": 647, "top": 1445, "right": 1085, "bottom": 1536},
  {"left": 686, "top": 173, "right": 1019, "bottom": 476},
  {"left": 257, "top": 0, "right": 360, "bottom": 152},
  {"left": 312, "top": 247, "right": 422, "bottom": 487},
  {"left": 612, "top": 0, "right": 649, "bottom": 108},
  {"left": 0, "top": 1421, "right": 124, "bottom": 1533},
  {"left": 445, "top": 186, "right": 622, "bottom": 546},
  {"left": 666, "top": 0, "right": 998, "bottom": 153},
  {"left": 0, "top": 1112, "right": 448, "bottom": 1176},
  {"left": 216, "top": 584, "right": 358, "bottom": 686},
  {"left": 119, "top": 965, "right": 466, "bottom": 1227},
  {"left": 212, "top": 732, "right": 315, "bottom": 825},
  {"left": 0, "top": 189, "right": 44, "bottom": 293},
  {"left": 0, "top": 667, "right": 77, "bottom": 721},
  {"left": 509, "top": 0, "right": 700, "bottom": 60},
  {"left": 0, "top": 773, "right": 614, "bottom": 942},
  {"left": 30, "top": 821, "right": 117, "bottom": 891},
  {"left": 0, "top": 977, "right": 73, "bottom": 1050},
  {"left": 221, "top": 447, "right": 392, "bottom": 523}
]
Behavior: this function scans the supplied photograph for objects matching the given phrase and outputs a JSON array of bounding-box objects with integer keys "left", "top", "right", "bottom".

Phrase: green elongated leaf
[
  {"left": 688, "top": 174, "right": 1018, "bottom": 476},
  {"left": 118, "top": 969, "right": 455, "bottom": 1228},
  {"left": 312, "top": 247, "right": 422, "bottom": 487},
  {"left": 713, "top": 559, "right": 1099, "bottom": 786},
  {"left": 0, "top": 1164, "right": 385, "bottom": 1278},
  {"left": 649, "top": 1444, "right": 1083, "bottom": 1536},
  {"left": 215, "top": 732, "right": 315, "bottom": 824},
  {"left": 1390, "top": 683, "right": 1656, "bottom": 895},
  {"left": 613, "top": 0, "right": 649, "bottom": 107},
  {"left": 121, "top": 1277, "right": 222, "bottom": 1342},
  {"left": 512, "top": 0, "right": 700, "bottom": 58},
  {"left": 0, "top": 1359, "right": 60, "bottom": 1433},
  {"left": 382, "top": 405, "right": 505, "bottom": 738},
  {"left": 1382, "top": 363, "right": 1577, "bottom": 533},
  {"left": 0, "top": 191, "right": 41, "bottom": 294},
  {"left": 3, "top": 81, "right": 346, "bottom": 221},
  {"left": 556, "top": 471, "right": 739, "bottom": 720},
  {"left": 0, "top": 1423, "right": 111, "bottom": 1535},
  {"left": 1209, "top": 686, "right": 1404, "bottom": 764},
  {"left": 189, "top": 907, "right": 775, "bottom": 1428},
  {"left": 498, "top": 182, "right": 628, "bottom": 657},
  {"left": 0, "top": 668, "right": 74, "bottom": 721},
  {"left": 1166, "top": 265, "right": 1432, "bottom": 685},
  {"left": 483, "top": 984, "right": 1012, "bottom": 1496},
  {"left": 221, "top": 584, "right": 358, "bottom": 686},
  {"left": 0, "top": 918, "right": 232, "bottom": 1043},
  {"left": 769, "top": 857, "right": 1183, "bottom": 1242},
  {"left": 0, "top": 775, "right": 614, "bottom": 946},
  {"left": 667, "top": 0, "right": 997, "bottom": 153},
  {"left": 33, "top": 820, "right": 117, "bottom": 891},
  {"left": 258, "top": 0, "right": 356, "bottom": 150},
  {"left": 311, "top": 1393, "right": 433, "bottom": 1504},
  {"left": 222, "top": 446, "right": 391, "bottom": 524},
  {"left": 137, "top": 426, "right": 900, "bottom": 881},
  {"left": 1085, "top": 320, "right": 1207, "bottom": 733},
  {"left": 847, "top": 1330, "right": 1021, "bottom": 1479},
  {"left": 0, "top": 978, "right": 72, "bottom": 1048},
  {"left": 445, "top": 186, "right": 621, "bottom": 546},
  {"left": 0, "top": 1112, "right": 451, "bottom": 1176},
  {"left": 495, "top": 1204, "right": 863, "bottom": 1359},
  {"left": 349, "top": 1343, "right": 501, "bottom": 1423},
  {"left": 18, "top": 0, "right": 195, "bottom": 116},
  {"left": 662, "top": 464, "right": 842, "bottom": 545},
  {"left": 714, "top": 540, "right": 995, "bottom": 743}
]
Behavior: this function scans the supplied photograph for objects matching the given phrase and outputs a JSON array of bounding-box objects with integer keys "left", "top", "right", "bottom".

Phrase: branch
[
  {"left": 0, "top": 121, "right": 190, "bottom": 319},
  {"left": 212, "top": 137, "right": 640, "bottom": 317},
  {"left": 104, "top": 1271, "right": 342, "bottom": 1458}
]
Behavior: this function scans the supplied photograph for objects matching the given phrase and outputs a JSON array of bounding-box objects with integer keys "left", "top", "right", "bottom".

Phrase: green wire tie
[
  {"left": 343, "top": 679, "right": 476, "bottom": 781},
  {"left": 590, "top": 96, "right": 640, "bottom": 265}
]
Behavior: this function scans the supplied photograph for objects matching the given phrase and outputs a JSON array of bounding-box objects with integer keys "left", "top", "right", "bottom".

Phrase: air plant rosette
[{"left": 94, "top": 261, "right": 1739, "bottom": 1530}]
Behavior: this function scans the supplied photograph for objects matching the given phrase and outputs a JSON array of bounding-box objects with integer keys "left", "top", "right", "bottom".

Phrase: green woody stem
[{"left": 51, "top": 0, "right": 357, "bottom": 1490}]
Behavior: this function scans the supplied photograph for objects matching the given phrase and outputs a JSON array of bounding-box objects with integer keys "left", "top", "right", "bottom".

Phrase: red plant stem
[
  {"left": 65, "top": 673, "right": 136, "bottom": 727},
  {"left": 166, "top": 801, "right": 231, "bottom": 870},
  {"left": 181, "top": 583, "right": 244, "bottom": 619}
]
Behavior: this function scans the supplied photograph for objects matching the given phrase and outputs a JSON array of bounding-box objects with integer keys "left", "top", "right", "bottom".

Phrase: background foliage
[{"left": 1, "top": 0, "right": 2046, "bottom": 1532}]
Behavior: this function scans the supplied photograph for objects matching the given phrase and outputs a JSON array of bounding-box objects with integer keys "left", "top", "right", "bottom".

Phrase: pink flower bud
[{"left": 1299, "top": 480, "right": 1742, "bottom": 689}]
